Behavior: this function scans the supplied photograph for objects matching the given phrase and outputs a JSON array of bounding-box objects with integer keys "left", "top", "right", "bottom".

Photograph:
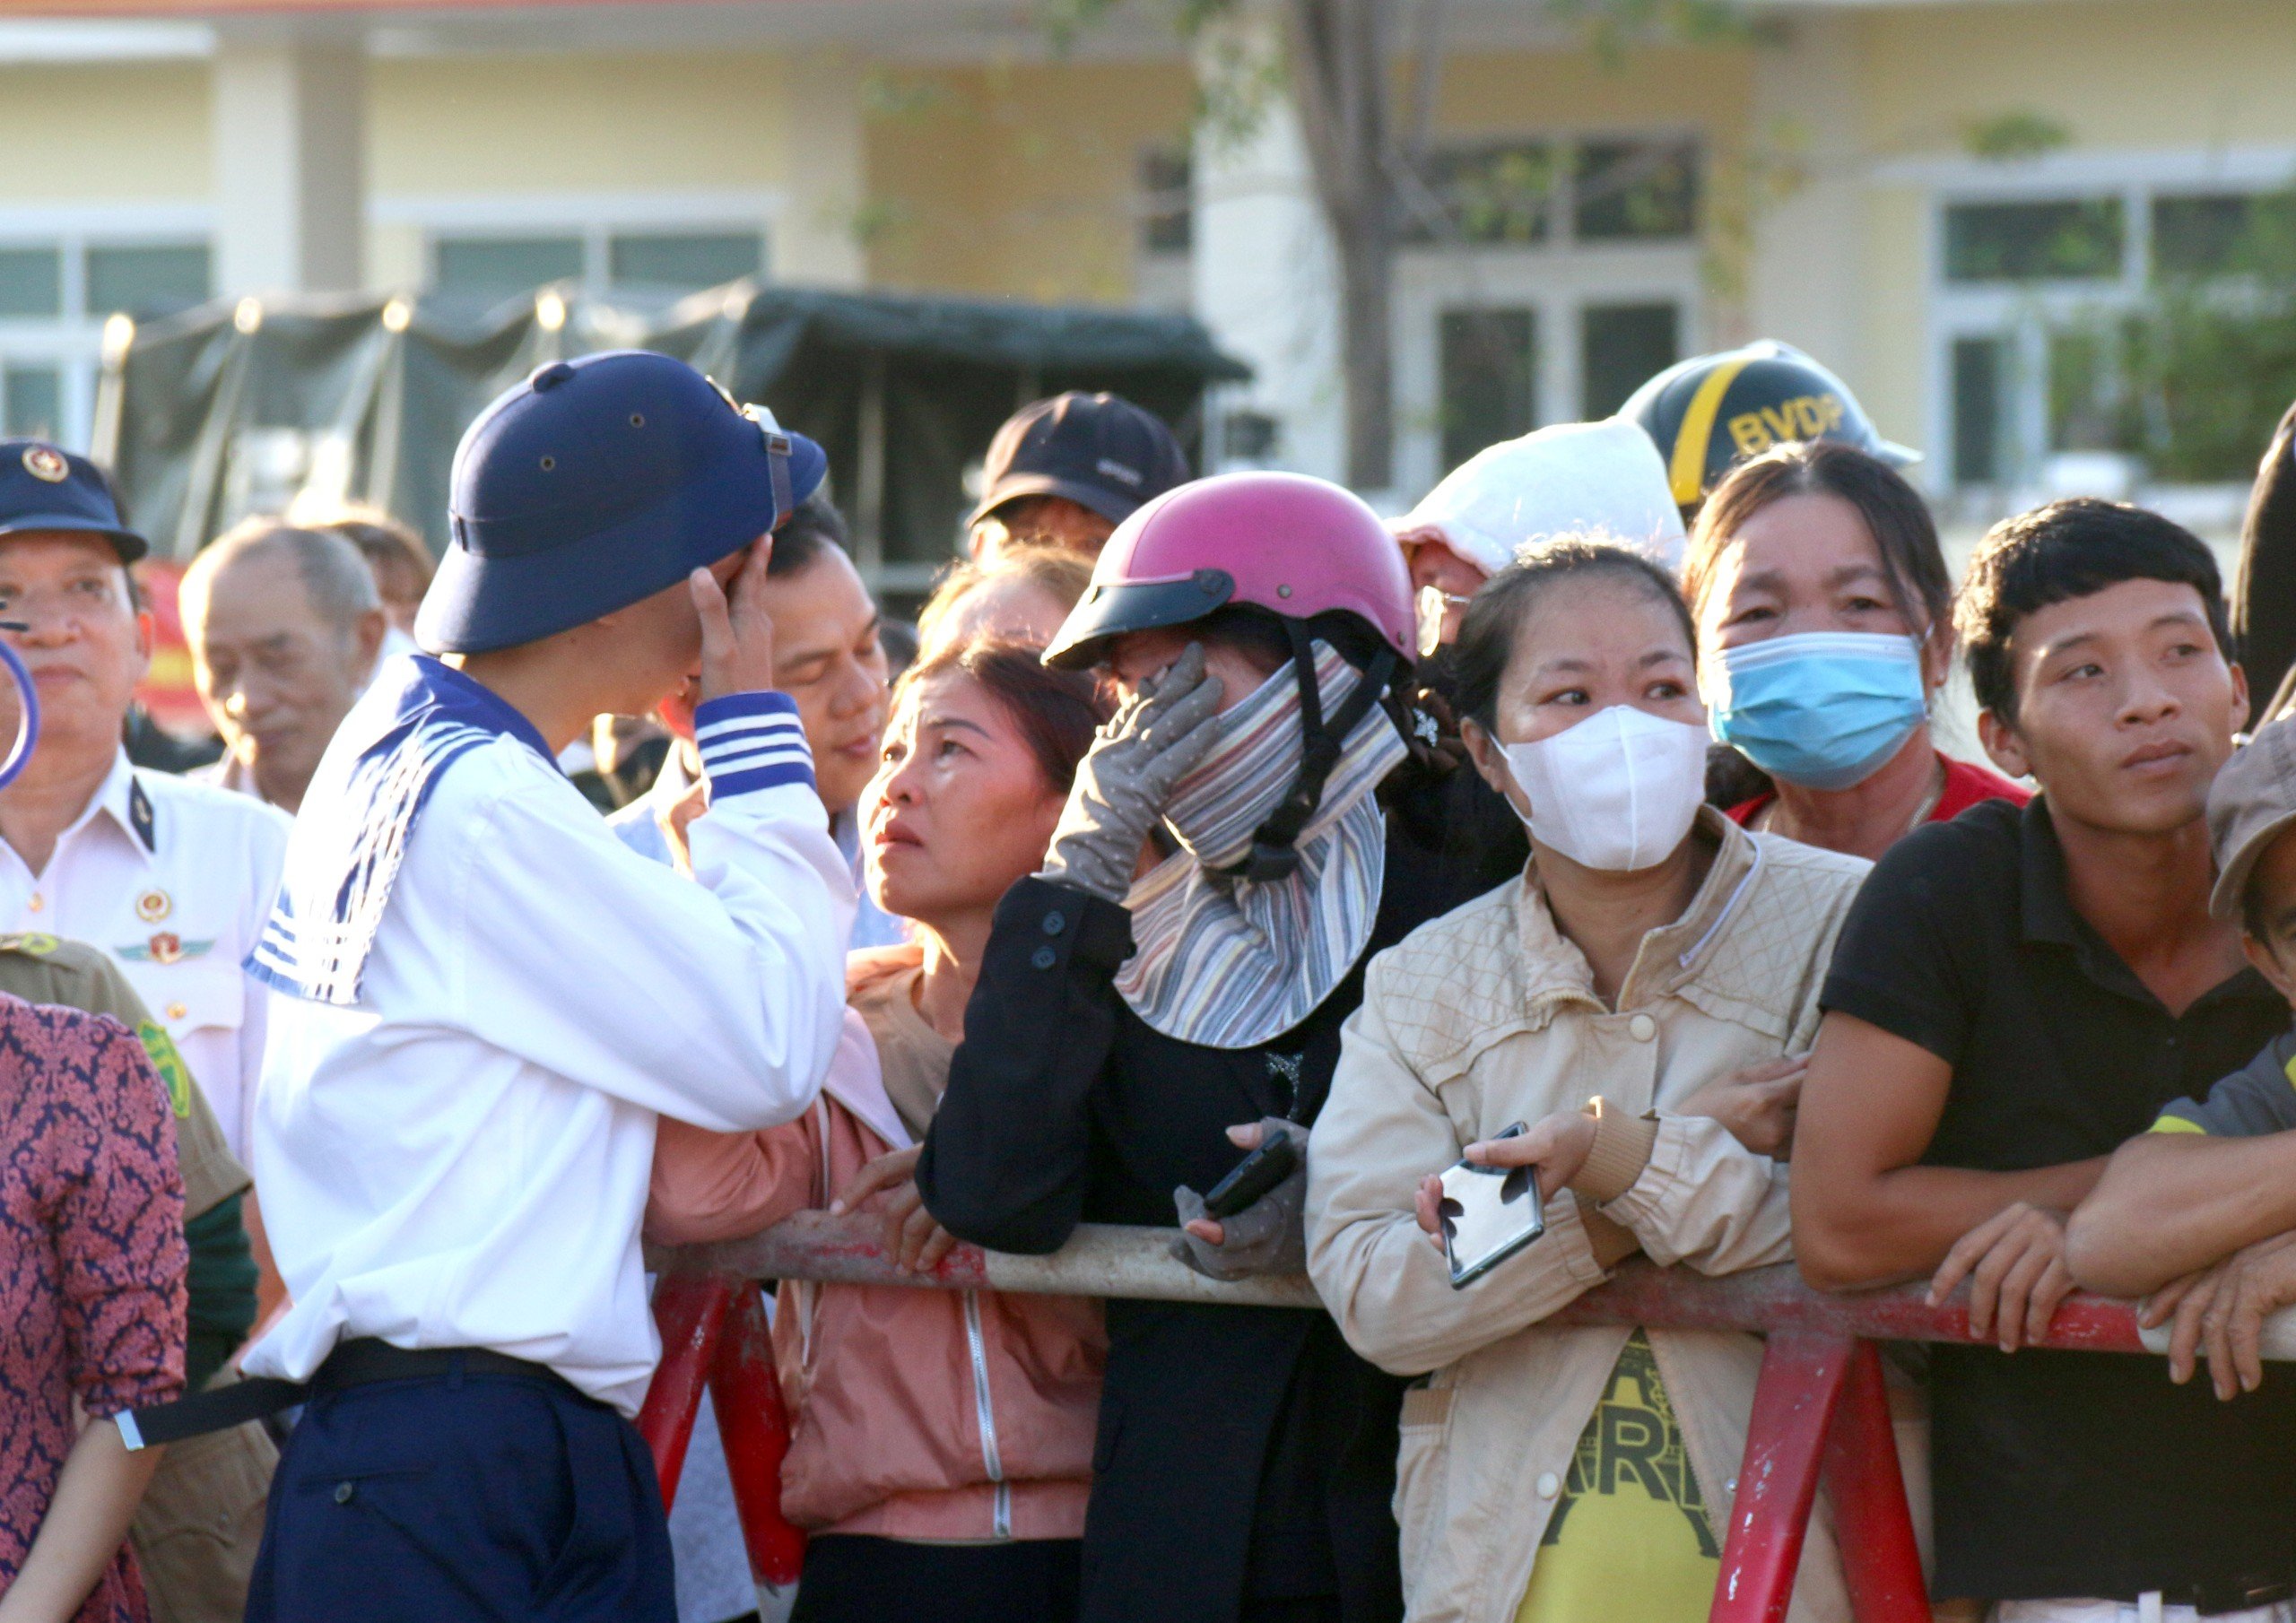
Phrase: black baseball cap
[
  {"left": 0, "top": 440, "right": 148, "bottom": 564},
  {"left": 968, "top": 392, "right": 1191, "bottom": 529}
]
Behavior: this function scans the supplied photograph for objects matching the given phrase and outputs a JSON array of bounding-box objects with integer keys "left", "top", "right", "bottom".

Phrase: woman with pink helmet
[{"left": 916, "top": 471, "right": 1517, "bottom": 1623}]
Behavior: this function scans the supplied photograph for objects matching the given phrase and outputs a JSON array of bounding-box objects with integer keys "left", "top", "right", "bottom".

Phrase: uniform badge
[
  {"left": 0, "top": 931, "right": 58, "bottom": 956},
  {"left": 135, "top": 887, "right": 170, "bottom": 923},
  {"left": 117, "top": 934, "right": 211, "bottom": 965},
  {"left": 20, "top": 445, "right": 67, "bottom": 483},
  {"left": 135, "top": 1020, "right": 192, "bottom": 1118}
]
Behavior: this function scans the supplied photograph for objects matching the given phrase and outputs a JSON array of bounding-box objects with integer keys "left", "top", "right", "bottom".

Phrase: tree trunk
[
  {"left": 1337, "top": 204, "right": 1396, "bottom": 489},
  {"left": 1283, "top": 0, "right": 1399, "bottom": 490}
]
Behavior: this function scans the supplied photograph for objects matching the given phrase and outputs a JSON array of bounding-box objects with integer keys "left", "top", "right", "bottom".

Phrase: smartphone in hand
[
  {"left": 1438, "top": 1124, "right": 1544, "bottom": 1289},
  {"left": 1201, "top": 1127, "right": 1299, "bottom": 1219}
]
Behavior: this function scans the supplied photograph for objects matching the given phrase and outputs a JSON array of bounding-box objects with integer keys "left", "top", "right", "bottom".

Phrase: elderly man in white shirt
[
  {"left": 188, "top": 354, "right": 853, "bottom": 1623},
  {"left": 0, "top": 439, "right": 291, "bottom": 1158}
]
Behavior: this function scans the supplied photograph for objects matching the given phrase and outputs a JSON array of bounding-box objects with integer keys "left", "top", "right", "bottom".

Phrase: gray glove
[
  {"left": 1171, "top": 1118, "right": 1309, "bottom": 1281},
  {"left": 1037, "top": 643, "right": 1226, "bottom": 903}
]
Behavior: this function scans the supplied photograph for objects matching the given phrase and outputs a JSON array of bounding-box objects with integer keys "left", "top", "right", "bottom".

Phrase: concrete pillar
[
  {"left": 212, "top": 30, "right": 366, "bottom": 294},
  {"left": 1744, "top": 13, "right": 1862, "bottom": 382},
  {"left": 1189, "top": 11, "right": 1344, "bottom": 482},
  {"left": 774, "top": 50, "right": 867, "bottom": 288}
]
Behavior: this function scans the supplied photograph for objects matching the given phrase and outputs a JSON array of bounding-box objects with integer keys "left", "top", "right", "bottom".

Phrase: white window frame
[
  {"left": 0, "top": 203, "right": 213, "bottom": 451},
  {"left": 1390, "top": 126, "right": 1708, "bottom": 499},
  {"left": 1905, "top": 145, "right": 2296, "bottom": 491},
  {"left": 372, "top": 189, "right": 781, "bottom": 297}
]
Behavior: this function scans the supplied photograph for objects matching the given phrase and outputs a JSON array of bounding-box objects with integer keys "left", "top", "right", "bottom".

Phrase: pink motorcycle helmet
[
  {"left": 1043, "top": 470, "right": 1414, "bottom": 671},
  {"left": 1044, "top": 470, "right": 1417, "bottom": 881}
]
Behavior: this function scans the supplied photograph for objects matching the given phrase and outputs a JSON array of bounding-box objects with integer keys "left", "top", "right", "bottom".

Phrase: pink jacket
[{"left": 648, "top": 995, "right": 1106, "bottom": 1542}]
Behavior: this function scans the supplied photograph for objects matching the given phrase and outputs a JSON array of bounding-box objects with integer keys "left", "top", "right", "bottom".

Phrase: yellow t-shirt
[{"left": 1515, "top": 1330, "right": 1720, "bottom": 1623}]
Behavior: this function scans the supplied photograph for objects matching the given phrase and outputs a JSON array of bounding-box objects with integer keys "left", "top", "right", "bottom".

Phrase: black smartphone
[{"left": 1202, "top": 1127, "right": 1299, "bottom": 1219}]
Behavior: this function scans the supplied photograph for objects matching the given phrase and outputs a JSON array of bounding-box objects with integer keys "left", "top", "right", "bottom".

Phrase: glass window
[
  {"left": 85, "top": 243, "right": 210, "bottom": 316},
  {"left": 1580, "top": 301, "right": 1678, "bottom": 418},
  {"left": 1944, "top": 200, "right": 2124, "bottom": 282},
  {"left": 1140, "top": 147, "right": 1193, "bottom": 255},
  {"left": 1404, "top": 143, "right": 1559, "bottom": 247},
  {"left": 1952, "top": 335, "right": 2009, "bottom": 484},
  {"left": 607, "top": 231, "right": 763, "bottom": 290},
  {"left": 2152, "top": 192, "right": 2296, "bottom": 277},
  {"left": 433, "top": 236, "right": 585, "bottom": 295},
  {"left": 1439, "top": 308, "right": 1536, "bottom": 472},
  {"left": 1574, "top": 140, "right": 1699, "bottom": 242},
  {"left": 0, "top": 247, "right": 62, "bottom": 319},
  {"left": 3, "top": 366, "right": 61, "bottom": 441},
  {"left": 2047, "top": 328, "right": 2126, "bottom": 453}
]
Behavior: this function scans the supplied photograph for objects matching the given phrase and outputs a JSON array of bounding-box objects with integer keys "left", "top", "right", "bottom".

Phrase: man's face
[
  {"left": 970, "top": 495, "right": 1117, "bottom": 562},
  {"left": 187, "top": 552, "right": 380, "bottom": 810},
  {"left": 0, "top": 532, "right": 147, "bottom": 755},
  {"left": 1979, "top": 577, "right": 2247, "bottom": 838},
  {"left": 760, "top": 549, "right": 890, "bottom": 815}
]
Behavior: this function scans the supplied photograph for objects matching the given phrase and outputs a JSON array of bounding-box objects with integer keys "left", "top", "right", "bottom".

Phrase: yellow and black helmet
[{"left": 1622, "top": 340, "right": 1919, "bottom": 511}]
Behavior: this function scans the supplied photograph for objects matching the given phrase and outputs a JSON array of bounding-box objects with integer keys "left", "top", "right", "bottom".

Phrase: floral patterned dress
[{"left": 0, "top": 995, "right": 187, "bottom": 1623}]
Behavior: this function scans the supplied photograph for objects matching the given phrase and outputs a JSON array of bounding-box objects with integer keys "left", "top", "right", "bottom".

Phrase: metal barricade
[{"left": 639, "top": 1210, "right": 2164, "bottom": 1619}]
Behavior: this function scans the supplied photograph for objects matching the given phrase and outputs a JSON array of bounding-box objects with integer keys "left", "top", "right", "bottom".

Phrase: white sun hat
[{"left": 1396, "top": 417, "right": 1687, "bottom": 578}]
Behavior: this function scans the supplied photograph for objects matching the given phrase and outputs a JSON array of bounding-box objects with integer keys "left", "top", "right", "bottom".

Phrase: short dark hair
[
  {"left": 896, "top": 635, "right": 1109, "bottom": 794},
  {"left": 767, "top": 493, "right": 851, "bottom": 579},
  {"left": 1684, "top": 439, "right": 1952, "bottom": 642},
  {"left": 1451, "top": 537, "right": 1696, "bottom": 730},
  {"left": 1955, "top": 498, "right": 2233, "bottom": 721},
  {"left": 310, "top": 505, "right": 435, "bottom": 595}
]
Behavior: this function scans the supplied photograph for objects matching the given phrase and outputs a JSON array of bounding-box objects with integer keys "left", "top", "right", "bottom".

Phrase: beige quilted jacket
[{"left": 1306, "top": 810, "right": 1870, "bottom": 1623}]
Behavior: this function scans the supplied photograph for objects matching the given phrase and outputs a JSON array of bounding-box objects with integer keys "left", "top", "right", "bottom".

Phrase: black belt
[
  {"left": 118, "top": 1340, "right": 572, "bottom": 1451},
  {"left": 2157, "top": 1573, "right": 2296, "bottom": 1616}
]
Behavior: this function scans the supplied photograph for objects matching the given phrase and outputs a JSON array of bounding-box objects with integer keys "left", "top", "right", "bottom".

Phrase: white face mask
[{"left": 1498, "top": 705, "right": 1710, "bottom": 872}]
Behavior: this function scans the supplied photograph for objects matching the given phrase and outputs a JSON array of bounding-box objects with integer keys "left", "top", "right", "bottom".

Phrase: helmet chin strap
[{"left": 1214, "top": 619, "right": 1400, "bottom": 884}]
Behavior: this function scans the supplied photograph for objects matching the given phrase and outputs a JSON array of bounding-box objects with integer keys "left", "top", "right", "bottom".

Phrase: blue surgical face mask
[{"left": 1705, "top": 632, "right": 1929, "bottom": 792}]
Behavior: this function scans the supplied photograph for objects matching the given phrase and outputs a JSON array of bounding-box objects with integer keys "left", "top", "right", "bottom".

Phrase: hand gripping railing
[{"left": 639, "top": 1211, "right": 2196, "bottom": 1619}]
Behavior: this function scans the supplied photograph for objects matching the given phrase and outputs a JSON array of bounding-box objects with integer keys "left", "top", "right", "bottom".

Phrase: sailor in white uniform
[{"left": 212, "top": 352, "right": 852, "bottom": 1622}]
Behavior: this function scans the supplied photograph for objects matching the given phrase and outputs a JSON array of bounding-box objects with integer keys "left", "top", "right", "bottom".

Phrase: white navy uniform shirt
[
  {"left": 243, "top": 659, "right": 854, "bottom": 1415},
  {"left": 0, "top": 748, "right": 290, "bottom": 1155}
]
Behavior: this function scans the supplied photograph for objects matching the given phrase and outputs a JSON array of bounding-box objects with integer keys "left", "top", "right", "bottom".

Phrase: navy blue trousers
[
  {"left": 787, "top": 1534, "right": 1082, "bottom": 1623},
  {"left": 244, "top": 1367, "right": 675, "bottom": 1623}
]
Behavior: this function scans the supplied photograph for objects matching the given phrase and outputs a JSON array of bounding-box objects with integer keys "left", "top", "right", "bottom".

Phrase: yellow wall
[
  {"left": 1859, "top": 185, "right": 1931, "bottom": 453},
  {"left": 1859, "top": 0, "right": 2296, "bottom": 158},
  {"left": 1435, "top": 40, "right": 1754, "bottom": 139},
  {"left": 370, "top": 51, "right": 793, "bottom": 196},
  {"left": 0, "top": 64, "right": 208, "bottom": 201},
  {"left": 863, "top": 58, "right": 1192, "bottom": 305}
]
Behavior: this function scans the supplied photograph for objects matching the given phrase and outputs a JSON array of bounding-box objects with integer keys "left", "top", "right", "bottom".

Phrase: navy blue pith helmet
[
  {"left": 0, "top": 440, "right": 147, "bottom": 564},
  {"left": 415, "top": 351, "right": 828, "bottom": 654}
]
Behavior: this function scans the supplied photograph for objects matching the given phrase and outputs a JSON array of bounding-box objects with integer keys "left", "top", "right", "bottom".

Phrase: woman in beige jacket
[{"left": 1306, "top": 540, "right": 1871, "bottom": 1623}]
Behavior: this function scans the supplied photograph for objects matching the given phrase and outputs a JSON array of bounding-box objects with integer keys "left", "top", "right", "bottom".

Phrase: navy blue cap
[
  {"left": 415, "top": 350, "right": 829, "bottom": 655},
  {"left": 967, "top": 392, "right": 1190, "bottom": 529},
  {"left": 0, "top": 440, "right": 147, "bottom": 564}
]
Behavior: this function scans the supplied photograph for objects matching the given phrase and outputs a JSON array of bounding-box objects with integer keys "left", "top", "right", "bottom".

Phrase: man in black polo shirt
[{"left": 1794, "top": 499, "right": 2296, "bottom": 1623}]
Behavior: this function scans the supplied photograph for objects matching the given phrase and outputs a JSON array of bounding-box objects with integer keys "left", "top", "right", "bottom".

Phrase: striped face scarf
[{"left": 1115, "top": 641, "right": 1409, "bottom": 1050}]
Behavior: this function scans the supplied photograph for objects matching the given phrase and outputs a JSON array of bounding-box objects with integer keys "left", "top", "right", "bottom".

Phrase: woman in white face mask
[
  {"left": 1305, "top": 538, "right": 1875, "bottom": 1623},
  {"left": 1686, "top": 439, "right": 2028, "bottom": 863}
]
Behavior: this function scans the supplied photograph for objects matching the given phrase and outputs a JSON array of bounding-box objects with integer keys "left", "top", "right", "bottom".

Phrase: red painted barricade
[{"left": 640, "top": 1213, "right": 2160, "bottom": 1619}]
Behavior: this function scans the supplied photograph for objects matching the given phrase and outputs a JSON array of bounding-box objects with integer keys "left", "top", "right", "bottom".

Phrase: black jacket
[{"left": 918, "top": 789, "right": 1511, "bottom": 1623}]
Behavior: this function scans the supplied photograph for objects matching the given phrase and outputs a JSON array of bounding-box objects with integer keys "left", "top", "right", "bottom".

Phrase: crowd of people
[{"left": 13, "top": 334, "right": 2296, "bottom": 1623}]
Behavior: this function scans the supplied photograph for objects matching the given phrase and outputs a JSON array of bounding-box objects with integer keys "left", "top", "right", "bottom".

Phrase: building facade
[{"left": 3, "top": 0, "right": 2292, "bottom": 553}]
